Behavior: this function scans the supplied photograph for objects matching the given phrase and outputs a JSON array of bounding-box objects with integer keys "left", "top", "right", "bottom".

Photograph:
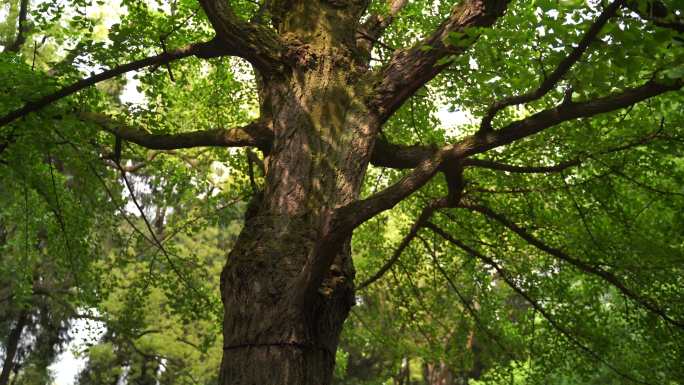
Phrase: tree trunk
[
  {"left": 219, "top": 212, "right": 357, "bottom": 385},
  {"left": 0, "top": 309, "right": 28, "bottom": 385},
  {"left": 394, "top": 357, "right": 410, "bottom": 385},
  {"left": 218, "top": 3, "right": 373, "bottom": 384},
  {"left": 219, "top": 1, "right": 376, "bottom": 385},
  {"left": 423, "top": 361, "right": 454, "bottom": 385}
]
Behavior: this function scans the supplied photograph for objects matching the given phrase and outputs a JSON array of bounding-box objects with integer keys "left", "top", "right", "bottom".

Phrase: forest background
[{"left": 1, "top": 0, "right": 683, "bottom": 384}]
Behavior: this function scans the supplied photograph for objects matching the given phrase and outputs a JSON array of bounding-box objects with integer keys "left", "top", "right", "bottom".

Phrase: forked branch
[
  {"left": 479, "top": 0, "right": 626, "bottom": 132},
  {"left": 343, "top": 77, "right": 682, "bottom": 235},
  {"left": 370, "top": 0, "right": 510, "bottom": 124},
  {"left": 198, "top": 0, "right": 285, "bottom": 75},
  {"left": 451, "top": 78, "right": 684, "bottom": 160},
  {"left": 377, "top": 125, "right": 668, "bottom": 173}
]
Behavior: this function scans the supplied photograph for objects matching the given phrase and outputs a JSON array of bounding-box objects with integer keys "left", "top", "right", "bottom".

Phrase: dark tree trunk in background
[
  {"left": 0, "top": 309, "right": 28, "bottom": 385},
  {"left": 131, "top": 354, "right": 160, "bottom": 385},
  {"left": 423, "top": 361, "right": 454, "bottom": 385},
  {"left": 394, "top": 357, "right": 410, "bottom": 385}
]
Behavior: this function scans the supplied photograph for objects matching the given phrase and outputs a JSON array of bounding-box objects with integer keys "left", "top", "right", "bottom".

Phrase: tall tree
[{"left": 2, "top": 0, "right": 684, "bottom": 384}]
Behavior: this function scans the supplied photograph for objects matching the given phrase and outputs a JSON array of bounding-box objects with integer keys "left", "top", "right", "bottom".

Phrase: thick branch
[
  {"left": 0, "top": 39, "right": 228, "bottom": 128},
  {"left": 370, "top": 137, "right": 436, "bottom": 169},
  {"left": 198, "top": 0, "right": 285, "bottom": 75},
  {"left": 334, "top": 148, "right": 447, "bottom": 235},
  {"left": 380, "top": 125, "right": 666, "bottom": 172},
  {"left": 357, "top": 0, "right": 409, "bottom": 54},
  {"left": 462, "top": 128, "right": 666, "bottom": 173},
  {"left": 479, "top": 0, "right": 626, "bottom": 132},
  {"left": 82, "top": 113, "right": 273, "bottom": 152},
  {"left": 449, "top": 78, "right": 684, "bottom": 160},
  {"left": 369, "top": 0, "right": 509, "bottom": 124},
  {"left": 462, "top": 203, "right": 684, "bottom": 330},
  {"left": 344, "top": 78, "right": 681, "bottom": 234}
]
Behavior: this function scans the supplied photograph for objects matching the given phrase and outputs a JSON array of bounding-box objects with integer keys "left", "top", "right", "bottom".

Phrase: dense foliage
[{"left": 1, "top": 0, "right": 683, "bottom": 384}]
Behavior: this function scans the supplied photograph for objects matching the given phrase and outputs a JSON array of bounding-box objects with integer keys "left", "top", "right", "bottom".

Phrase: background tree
[{"left": 1, "top": 0, "right": 684, "bottom": 385}]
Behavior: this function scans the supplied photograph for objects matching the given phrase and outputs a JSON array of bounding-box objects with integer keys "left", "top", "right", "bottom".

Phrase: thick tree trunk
[
  {"left": 0, "top": 309, "right": 28, "bottom": 385},
  {"left": 219, "top": 215, "right": 356, "bottom": 385},
  {"left": 218, "top": 3, "right": 372, "bottom": 383},
  {"left": 214, "top": 0, "right": 406, "bottom": 385}
]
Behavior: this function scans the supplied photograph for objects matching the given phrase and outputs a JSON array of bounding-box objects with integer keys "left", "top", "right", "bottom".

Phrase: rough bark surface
[
  {"left": 218, "top": 2, "right": 373, "bottom": 384},
  {"left": 5, "top": 0, "right": 680, "bottom": 384},
  {"left": 211, "top": 1, "right": 527, "bottom": 384}
]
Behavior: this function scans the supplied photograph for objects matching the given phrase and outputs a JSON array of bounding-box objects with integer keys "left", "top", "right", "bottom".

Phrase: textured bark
[
  {"left": 0, "top": 309, "right": 28, "bottom": 385},
  {"left": 220, "top": 216, "right": 355, "bottom": 385},
  {"left": 218, "top": 2, "right": 373, "bottom": 384},
  {"left": 5, "top": 0, "right": 679, "bottom": 384},
  {"left": 215, "top": 3, "right": 517, "bottom": 384},
  {"left": 370, "top": 0, "right": 510, "bottom": 123}
]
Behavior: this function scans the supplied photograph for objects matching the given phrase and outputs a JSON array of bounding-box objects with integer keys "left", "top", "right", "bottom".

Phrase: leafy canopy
[{"left": 0, "top": 0, "right": 683, "bottom": 384}]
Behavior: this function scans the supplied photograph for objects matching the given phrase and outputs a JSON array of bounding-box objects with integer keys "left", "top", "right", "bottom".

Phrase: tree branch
[
  {"left": 377, "top": 125, "right": 667, "bottom": 172},
  {"left": 462, "top": 127, "right": 667, "bottom": 173},
  {"left": 333, "top": 148, "right": 448, "bottom": 235},
  {"left": 81, "top": 112, "right": 273, "bottom": 152},
  {"left": 479, "top": 0, "right": 626, "bottom": 132},
  {"left": 0, "top": 39, "right": 229, "bottom": 128},
  {"left": 341, "top": 78, "right": 682, "bottom": 235},
  {"left": 424, "top": 222, "right": 651, "bottom": 385},
  {"left": 626, "top": 0, "right": 684, "bottom": 33},
  {"left": 370, "top": 137, "right": 437, "bottom": 169},
  {"left": 356, "top": 197, "right": 448, "bottom": 290},
  {"left": 369, "top": 0, "right": 509, "bottom": 124},
  {"left": 198, "top": 0, "right": 285, "bottom": 75},
  {"left": 357, "top": 0, "right": 409, "bottom": 55},
  {"left": 5, "top": 0, "right": 29, "bottom": 53},
  {"left": 449, "top": 78, "right": 684, "bottom": 160},
  {"left": 461, "top": 202, "right": 684, "bottom": 330}
]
